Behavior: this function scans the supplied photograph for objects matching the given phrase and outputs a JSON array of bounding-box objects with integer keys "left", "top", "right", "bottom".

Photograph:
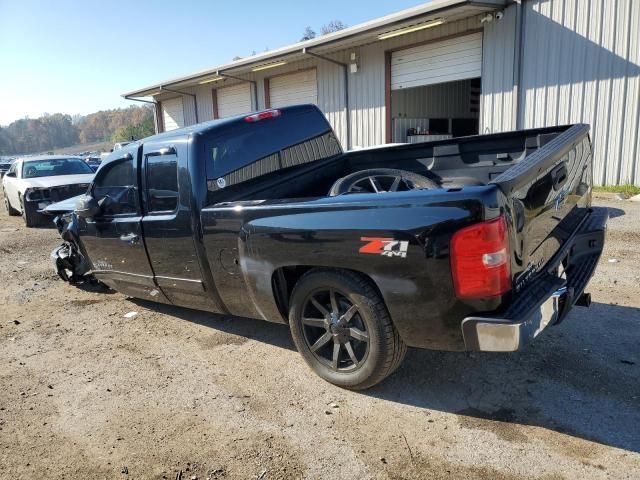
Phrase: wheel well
[{"left": 272, "top": 266, "right": 386, "bottom": 321}]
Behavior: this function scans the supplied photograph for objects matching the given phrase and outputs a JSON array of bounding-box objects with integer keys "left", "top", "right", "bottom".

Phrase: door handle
[
  {"left": 551, "top": 163, "right": 568, "bottom": 190},
  {"left": 119, "top": 233, "right": 140, "bottom": 245}
]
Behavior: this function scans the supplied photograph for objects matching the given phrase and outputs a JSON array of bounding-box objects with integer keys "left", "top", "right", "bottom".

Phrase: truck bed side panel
[{"left": 201, "top": 187, "right": 503, "bottom": 350}]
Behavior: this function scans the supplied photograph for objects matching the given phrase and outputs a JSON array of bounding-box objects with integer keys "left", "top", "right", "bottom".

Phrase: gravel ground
[{"left": 0, "top": 191, "right": 638, "bottom": 480}]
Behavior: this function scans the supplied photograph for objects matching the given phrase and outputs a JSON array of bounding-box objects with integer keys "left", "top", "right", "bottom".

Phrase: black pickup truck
[{"left": 48, "top": 105, "right": 607, "bottom": 390}]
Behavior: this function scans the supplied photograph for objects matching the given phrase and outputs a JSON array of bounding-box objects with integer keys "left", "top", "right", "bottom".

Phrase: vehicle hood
[
  {"left": 42, "top": 194, "right": 83, "bottom": 215},
  {"left": 19, "top": 173, "right": 94, "bottom": 189}
]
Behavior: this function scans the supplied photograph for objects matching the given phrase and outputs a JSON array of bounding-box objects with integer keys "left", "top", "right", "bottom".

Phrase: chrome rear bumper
[{"left": 462, "top": 207, "right": 608, "bottom": 352}]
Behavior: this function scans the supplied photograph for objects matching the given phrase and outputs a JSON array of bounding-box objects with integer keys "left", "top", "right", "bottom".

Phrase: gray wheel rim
[
  {"left": 348, "top": 174, "right": 416, "bottom": 193},
  {"left": 301, "top": 288, "right": 370, "bottom": 372}
]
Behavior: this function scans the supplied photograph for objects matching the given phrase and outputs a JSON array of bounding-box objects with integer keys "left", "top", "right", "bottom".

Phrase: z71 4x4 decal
[{"left": 359, "top": 237, "right": 409, "bottom": 258}]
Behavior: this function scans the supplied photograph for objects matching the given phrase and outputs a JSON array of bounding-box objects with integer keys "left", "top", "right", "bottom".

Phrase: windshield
[{"left": 22, "top": 158, "right": 93, "bottom": 178}]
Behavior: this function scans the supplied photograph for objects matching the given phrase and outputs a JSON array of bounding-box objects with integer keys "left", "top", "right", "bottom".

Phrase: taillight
[
  {"left": 450, "top": 215, "right": 511, "bottom": 299},
  {"left": 244, "top": 109, "right": 281, "bottom": 122}
]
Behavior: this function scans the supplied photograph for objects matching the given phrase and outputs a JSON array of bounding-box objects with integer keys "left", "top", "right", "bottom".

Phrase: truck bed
[{"left": 200, "top": 123, "right": 595, "bottom": 350}]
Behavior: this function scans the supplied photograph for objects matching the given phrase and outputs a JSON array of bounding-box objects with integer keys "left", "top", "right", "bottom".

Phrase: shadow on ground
[
  {"left": 132, "top": 298, "right": 640, "bottom": 453},
  {"left": 607, "top": 207, "right": 625, "bottom": 219}
]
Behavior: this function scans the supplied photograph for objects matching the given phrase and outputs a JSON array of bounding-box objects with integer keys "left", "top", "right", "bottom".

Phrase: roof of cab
[{"left": 143, "top": 104, "right": 322, "bottom": 143}]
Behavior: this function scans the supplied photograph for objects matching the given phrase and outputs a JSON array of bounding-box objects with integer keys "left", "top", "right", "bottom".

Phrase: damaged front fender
[{"left": 51, "top": 212, "right": 90, "bottom": 283}]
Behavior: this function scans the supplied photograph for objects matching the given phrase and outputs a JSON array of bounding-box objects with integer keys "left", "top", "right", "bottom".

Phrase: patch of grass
[{"left": 593, "top": 184, "right": 640, "bottom": 196}]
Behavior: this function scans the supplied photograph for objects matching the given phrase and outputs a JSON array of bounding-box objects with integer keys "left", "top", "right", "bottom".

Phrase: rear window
[
  {"left": 204, "top": 106, "right": 340, "bottom": 181},
  {"left": 22, "top": 158, "right": 93, "bottom": 178}
]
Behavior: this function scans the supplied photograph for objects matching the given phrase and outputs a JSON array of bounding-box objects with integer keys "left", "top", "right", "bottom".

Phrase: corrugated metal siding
[
  {"left": 269, "top": 69, "right": 318, "bottom": 107},
  {"left": 391, "top": 32, "right": 483, "bottom": 89},
  {"left": 518, "top": 0, "right": 640, "bottom": 185},
  {"left": 480, "top": 2, "right": 518, "bottom": 133},
  {"left": 194, "top": 85, "right": 214, "bottom": 122},
  {"left": 178, "top": 88, "right": 198, "bottom": 126}
]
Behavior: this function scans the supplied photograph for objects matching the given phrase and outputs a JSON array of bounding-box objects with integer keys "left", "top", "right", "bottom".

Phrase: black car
[
  {"left": 0, "top": 157, "right": 15, "bottom": 177},
  {"left": 47, "top": 105, "right": 606, "bottom": 390}
]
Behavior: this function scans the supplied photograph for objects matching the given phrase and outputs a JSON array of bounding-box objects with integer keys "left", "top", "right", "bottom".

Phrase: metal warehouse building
[{"left": 124, "top": 0, "right": 640, "bottom": 185}]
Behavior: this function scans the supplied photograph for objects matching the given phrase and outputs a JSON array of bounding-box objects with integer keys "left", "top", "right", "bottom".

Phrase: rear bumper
[{"left": 462, "top": 207, "right": 608, "bottom": 352}]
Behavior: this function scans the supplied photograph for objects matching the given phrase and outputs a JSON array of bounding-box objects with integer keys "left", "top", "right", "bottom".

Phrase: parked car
[
  {"left": 47, "top": 105, "right": 606, "bottom": 390},
  {"left": 83, "top": 157, "right": 102, "bottom": 171},
  {"left": 0, "top": 157, "right": 15, "bottom": 177},
  {"left": 2, "top": 155, "right": 94, "bottom": 227}
]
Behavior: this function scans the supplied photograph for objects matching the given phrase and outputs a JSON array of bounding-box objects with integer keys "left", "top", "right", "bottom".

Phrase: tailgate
[{"left": 490, "top": 124, "right": 593, "bottom": 294}]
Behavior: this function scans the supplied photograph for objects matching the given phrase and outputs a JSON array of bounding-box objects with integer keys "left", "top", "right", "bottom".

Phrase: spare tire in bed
[{"left": 328, "top": 168, "right": 439, "bottom": 196}]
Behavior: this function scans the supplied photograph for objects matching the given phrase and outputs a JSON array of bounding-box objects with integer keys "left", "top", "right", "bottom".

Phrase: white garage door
[
  {"left": 391, "top": 32, "right": 483, "bottom": 90},
  {"left": 269, "top": 69, "right": 317, "bottom": 108},
  {"left": 162, "top": 97, "right": 185, "bottom": 131},
  {"left": 217, "top": 83, "right": 252, "bottom": 118}
]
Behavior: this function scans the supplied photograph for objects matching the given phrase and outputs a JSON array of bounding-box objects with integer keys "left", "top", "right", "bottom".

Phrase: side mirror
[
  {"left": 75, "top": 194, "right": 100, "bottom": 218},
  {"left": 5, "top": 171, "right": 16, "bottom": 178}
]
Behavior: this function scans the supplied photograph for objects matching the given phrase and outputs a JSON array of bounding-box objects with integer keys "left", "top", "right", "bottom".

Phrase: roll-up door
[
  {"left": 217, "top": 83, "right": 252, "bottom": 118},
  {"left": 391, "top": 32, "right": 482, "bottom": 90},
  {"left": 268, "top": 69, "right": 317, "bottom": 107},
  {"left": 162, "top": 97, "right": 185, "bottom": 131}
]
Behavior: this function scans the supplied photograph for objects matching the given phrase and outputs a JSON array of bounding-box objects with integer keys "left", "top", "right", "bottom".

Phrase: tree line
[{"left": 0, "top": 105, "right": 155, "bottom": 155}]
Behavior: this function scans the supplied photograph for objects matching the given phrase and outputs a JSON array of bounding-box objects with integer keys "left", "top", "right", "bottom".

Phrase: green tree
[
  {"left": 0, "top": 105, "right": 154, "bottom": 155},
  {"left": 111, "top": 110, "right": 155, "bottom": 142}
]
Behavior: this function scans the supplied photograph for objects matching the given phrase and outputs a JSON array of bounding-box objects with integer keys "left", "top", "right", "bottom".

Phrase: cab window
[
  {"left": 146, "top": 153, "right": 178, "bottom": 213},
  {"left": 92, "top": 157, "right": 139, "bottom": 216}
]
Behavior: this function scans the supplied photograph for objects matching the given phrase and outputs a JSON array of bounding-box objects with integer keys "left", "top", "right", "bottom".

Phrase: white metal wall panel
[
  {"left": 269, "top": 69, "right": 318, "bottom": 107},
  {"left": 391, "top": 32, "right": 483, "bottom": 90},
  {"left": 217, "top": 83, "right": 252, "bottom": 118},
  {"left": 519, "top": 0, "right": 640, "bottom": 185},
  {"left": 162, "top": 97, "right": 185, "bottom": 131},
  {"left": 480, "top": 2, "right": 518, "bottom": 133}
]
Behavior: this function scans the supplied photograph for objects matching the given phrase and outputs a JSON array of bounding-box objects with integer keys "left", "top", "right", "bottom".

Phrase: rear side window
[
  {"left": 146, "top": 154, "right": 178, "bottom": 213},
  {"left": 93, "top": 158, "right": 138, "bottom": 216},
  {"left": 204, "top": 106, "right": 340, "bottom": 183}
]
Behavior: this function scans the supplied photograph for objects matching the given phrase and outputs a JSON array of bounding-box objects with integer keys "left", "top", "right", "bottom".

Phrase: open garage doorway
[
  {"left": 391, "top": 78, "right": 481, "bottom": 143},
  {"left": 387, "top": 32, "right": 482, "bottom": 143}
]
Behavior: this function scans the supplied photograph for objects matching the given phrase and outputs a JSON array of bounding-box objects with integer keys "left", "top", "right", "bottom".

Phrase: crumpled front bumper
[
  {"left": 462, "top": 207, "right": 608, "bottom": 352},
  {"left": 51, "top": 242, "right": 89, "bottom": 283}
]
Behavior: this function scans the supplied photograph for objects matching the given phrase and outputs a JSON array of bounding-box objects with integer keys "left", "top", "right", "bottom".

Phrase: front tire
[
  {"left": 4, "top": 192, "right": 20, "bottom": 216},
  {"left": 20, "top": 195, "right": 37, "bottom": 227},
  {"left": 289, "top": 269, "right": 406, "bottom": 390}
]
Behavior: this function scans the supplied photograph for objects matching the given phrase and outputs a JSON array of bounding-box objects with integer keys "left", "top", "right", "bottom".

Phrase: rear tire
[
  {"left": 4, "top": 192, "right": 20, "bottom": 216},
  {"left": 289, "top": 269, "right": 407, "bottom": 390}
]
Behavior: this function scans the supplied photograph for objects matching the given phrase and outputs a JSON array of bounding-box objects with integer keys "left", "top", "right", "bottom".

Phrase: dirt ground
[{"left": 0, "top": 191, "right": 638, "bottom": 480}]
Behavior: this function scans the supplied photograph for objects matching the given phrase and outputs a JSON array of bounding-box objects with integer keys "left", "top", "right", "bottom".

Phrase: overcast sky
[{"left": 0, "top": 0, "right": 424, "bottom": 126}]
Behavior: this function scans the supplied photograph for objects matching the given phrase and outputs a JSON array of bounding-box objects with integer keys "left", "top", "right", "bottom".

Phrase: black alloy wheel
[
  {"left": 289, "top": 269, "right": 407, "bottom": 390},
  {"left": 301, "top": 288, "right": 369, "bottom": 372}
]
